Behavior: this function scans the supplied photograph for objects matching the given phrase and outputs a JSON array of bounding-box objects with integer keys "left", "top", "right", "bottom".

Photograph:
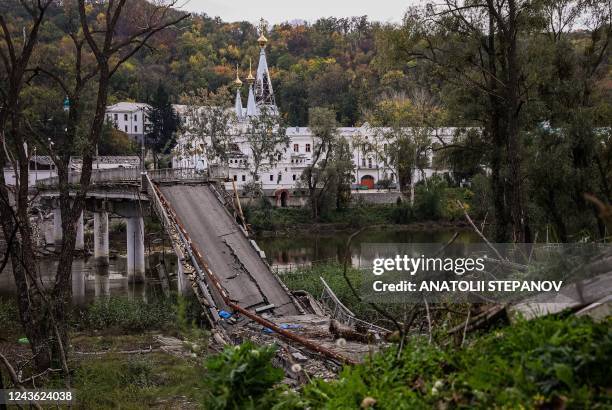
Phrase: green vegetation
[
  {"left": 71, "top": 353, "right": 209, "bottom": 409},
  {"left": 74, "top": 296, "right": 178, "bottom": 333},
  {"left": 280, "top": 263, "right": 377, "bottom": 321},
  {"left": 0, "top": 296, "right": 20, "bottom": 338},
  {"left": 203, "top": 316, "right": 611, "bottom": 409},
  {"left": 244, "top": 181, "right": 471, "bottom": 232},
  {"left": 202, "top": 342, "right": 286, "bottom": 409},
  {"left": 300, "top": 316, "right": 611, "bottom": 409}
]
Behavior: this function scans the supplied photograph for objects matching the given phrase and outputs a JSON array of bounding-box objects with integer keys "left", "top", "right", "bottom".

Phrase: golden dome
[
  {"left": 234, "top": 64, "right": 242, "bottom": 87},
  {"left": 257, "top": 33, "right": 268, "bottom": 47},
  {"left": 247, "top": 58, "right": 255, "bottom": 83}
]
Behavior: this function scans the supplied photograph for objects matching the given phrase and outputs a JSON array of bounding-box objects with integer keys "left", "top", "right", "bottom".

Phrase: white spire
[
  {"left": 255, "top": 18, "right": 276, "bottom": 108},
  {"left": 246, "top": 84, "right": 257, "bottom": 117},
  {"left": 234, "top": 88, "right": 244, "bottom": 119},
  {"left": 233, "top": 64, "right": 244, "bottom": 119}
]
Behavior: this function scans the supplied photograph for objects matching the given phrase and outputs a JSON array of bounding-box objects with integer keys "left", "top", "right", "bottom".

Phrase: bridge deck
[{"left": 159, "top": 184, "right": 297, "bottom": 316}]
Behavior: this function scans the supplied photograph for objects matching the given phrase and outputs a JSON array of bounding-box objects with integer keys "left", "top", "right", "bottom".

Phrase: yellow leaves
[
  {"left": 122, "top": 61, "right": 136, "bottom": 72},
  {"left": 96, "top": 12, "right": 106, "bottom": 27},
  {"left": 170, "top": 61, "right": 181, "bottom": 73},
  {"left": 189, "top": 53, "right": 205, "bottom": 67},
  {"left": 226, "top": 45, "right": 240, "bottom": 61}
]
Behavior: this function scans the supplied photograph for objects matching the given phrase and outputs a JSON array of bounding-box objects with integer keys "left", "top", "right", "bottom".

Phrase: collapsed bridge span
[{"left": 157, "top": 183, "right": 298, "bottom": 316}]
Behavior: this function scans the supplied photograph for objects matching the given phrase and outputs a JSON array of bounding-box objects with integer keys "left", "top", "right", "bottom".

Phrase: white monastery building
[
  {"left": 106, "top": 22, "right": 459, "bottom": 197},
  {"left": 105, "top": 102, "right": 148, "bottom": 143}
]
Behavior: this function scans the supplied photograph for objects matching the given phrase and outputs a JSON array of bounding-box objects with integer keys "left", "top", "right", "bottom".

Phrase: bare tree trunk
[{"left": 504, "top": 0, "right": 528, "bottom": 243}]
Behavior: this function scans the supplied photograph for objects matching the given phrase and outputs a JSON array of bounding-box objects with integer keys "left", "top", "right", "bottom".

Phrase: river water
[
  {"left": 257, "top": 228, "right": 479, "bottom": 271},
  {"left": 0, "top": 253, "right": 179, "bottom": 304},
  {"left": 0, "top": 227, "right": 478, "bottom": 302}
]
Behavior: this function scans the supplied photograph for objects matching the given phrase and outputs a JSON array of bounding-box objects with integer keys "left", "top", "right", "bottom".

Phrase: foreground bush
[
  {"left": 202, "top": 342, "right": 286, "bottom": 409},
  {"left": 203, "top": 316, "right": 611, "bottom": 409},
  {"left": 308, "top": 316, "right": 611, "bottom": 409}
]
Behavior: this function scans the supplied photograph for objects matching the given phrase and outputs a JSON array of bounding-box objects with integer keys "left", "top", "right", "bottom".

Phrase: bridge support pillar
[
  {"left": 177, "top": 262, "right": 191, "bottom": 294},
  {"left": 53, "top": 208, "right": 62, "bottom": 245},
  {"left": 127, "top": 216, "right": 145, "bottom": 283},
  {"left": 94, "top": 211, "right": 109, "bottom": 266},
  {"left": 75, "top": 212, "right": 84, "bottom": 250}
]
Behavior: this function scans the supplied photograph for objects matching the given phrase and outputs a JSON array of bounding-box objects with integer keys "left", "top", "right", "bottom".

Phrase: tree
[
  {"left": 364, "top": 91, "right": 441, "bottom": 201},
  {"left": 146, "top": 82, "right": 180, "bottom": 168},
  {"left": 378, "top": 0, "right": 534, "bottom": 241},
  {"left": 0, "top": 0, "right": 188, "bottom": 373},
  {"left": 99, "top": 125, "right": 137, "bottom": 155},
  {"left": 301, "top": 107, "right": 340, "bottom": 219},
  {"left": 0, "top": 0, "right": 55, "bottom": 375},
  {"left": 330, "top": 136, "right": 355, "bottom": 211},
  {"left": 180, "top": 86, "right": 236, "bottom": 166},
  {"left": 244, "top": 106, "right": 289, "bottom": 185}
]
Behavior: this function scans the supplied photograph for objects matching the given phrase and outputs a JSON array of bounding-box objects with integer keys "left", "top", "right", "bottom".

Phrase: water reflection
[
  {"left": 0, "top": 253, "right": 178, "bottom": 304},
  {"left": 257, "top": 228, "right": 480, "bottom": 271}
]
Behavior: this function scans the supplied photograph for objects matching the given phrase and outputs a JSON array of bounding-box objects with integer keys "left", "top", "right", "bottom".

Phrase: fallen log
[{"left": 329, "top": 320, "right": 373, "bottom": 344}]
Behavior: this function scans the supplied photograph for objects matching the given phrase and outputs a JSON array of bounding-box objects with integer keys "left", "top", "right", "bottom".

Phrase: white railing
[
  {"left": 148, "top": 168, "right": 204, "bottom": 182},
  {"left": 36, "top": 167, "right": 205, "bottom": 187}
]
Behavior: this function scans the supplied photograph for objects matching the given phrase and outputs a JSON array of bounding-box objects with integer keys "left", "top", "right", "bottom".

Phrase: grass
[
  {"left": 73, "top": 296, "right": 178, "bottom": 333},
  {"left": 280, "top": 263, "right": 365, "bottom": 311},
  {"left": 69, "top": 352, "right": 209, "bottom": 409}
]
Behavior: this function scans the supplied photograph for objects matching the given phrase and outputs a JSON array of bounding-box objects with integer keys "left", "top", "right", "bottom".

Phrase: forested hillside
[
  {"left": 3, "top": 0, "right": 612, "bottom": 242},
  {"left": 8, "top": 1, "right": 610, "bottom": 129}
]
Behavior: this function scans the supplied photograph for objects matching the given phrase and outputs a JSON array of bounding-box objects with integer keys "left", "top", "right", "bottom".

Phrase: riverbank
[
  {"left": 246, "top": 204, "right": 472, "bottom": 236},
  {"left": 2, "top": 291, "right": 609, "bottom": 409},
  {"left": 256, "top": 219, "right": 471, "bottom": 237}
]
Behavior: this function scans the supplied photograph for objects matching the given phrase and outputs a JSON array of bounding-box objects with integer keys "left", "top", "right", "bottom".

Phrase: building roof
[{"left": 106, "top": 102, "right": 150, "bottom": 113}]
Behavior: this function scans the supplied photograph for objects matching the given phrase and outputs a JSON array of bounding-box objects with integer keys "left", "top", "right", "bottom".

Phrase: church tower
[
  {"left": 254, "top": 18, "right": 277, "bottom": 111},
  {"left": 246, "top": 58, "right": 257, "bottom": 117},
  {"left": 233, "top": 64, "right": 244, "bottom": 119}
]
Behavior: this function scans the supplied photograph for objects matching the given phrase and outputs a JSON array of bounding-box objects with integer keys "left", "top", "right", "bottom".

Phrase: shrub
[
  {"left": 391, "top": 201, "right": 414, "bottom": 224},
  {"left": 414, "top": 177, "right": 446, "bottom": 220},
  {"left": 76, "top": 296, "right": 176, "bottom": 332},
  {"left": 299, "top": 316, "right": 612, "bottom": 409},
  {"left": 203, "top": 342, "right": 284, "bottom": 409}
]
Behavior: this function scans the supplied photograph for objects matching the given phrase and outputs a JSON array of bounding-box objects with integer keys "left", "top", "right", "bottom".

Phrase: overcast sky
[{"left": 179, "top": 0, "right": 414, "bottom": 24}]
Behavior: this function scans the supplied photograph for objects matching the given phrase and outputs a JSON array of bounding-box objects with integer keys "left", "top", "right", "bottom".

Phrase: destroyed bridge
[{"left": 36, "top": 168, "right": 389, "bottom": 370}]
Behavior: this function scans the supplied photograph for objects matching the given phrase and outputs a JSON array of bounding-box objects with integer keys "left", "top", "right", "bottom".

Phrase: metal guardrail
[
  {"left": 148, "top": 168, "right": 205, "bottom": 182},
  {"left": 319, "top": 277, "right": 390, "bottom": 333},
  {"left": 35, "top": 167, "right": 205, "bottom": 187},
  {"left": 144, "top": 173, "right": 220, "bottom": 324}
]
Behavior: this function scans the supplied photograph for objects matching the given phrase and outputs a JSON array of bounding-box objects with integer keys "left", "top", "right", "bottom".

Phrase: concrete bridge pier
[
  {"left": 94, "top": 268, "right": 110, "bottom": 298},
  {"left": 53, "top": 208, "right": 62, "bottom": 245},
  {"left": 72, "top": 259, "right": 86, "bottom": 304},
  {"left": 75, "top": 212, "right": 85, "bottom": 250},
  {"left": 177, "top": 262, "right": 191, "bottom": 295},
  {"left": 94, "top": 211, "right": 109, "bottom": 266},
  {"left": 126, "top": 216, "right": 145, "bottom": 284}
]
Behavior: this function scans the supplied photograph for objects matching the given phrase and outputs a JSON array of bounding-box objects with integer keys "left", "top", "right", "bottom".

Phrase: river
[
  {"left": 257, "top": 227, "right": 479, "bottom": 271},
  {"left": 0, "top": 227, "right": 478, "bottom": 301}
]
